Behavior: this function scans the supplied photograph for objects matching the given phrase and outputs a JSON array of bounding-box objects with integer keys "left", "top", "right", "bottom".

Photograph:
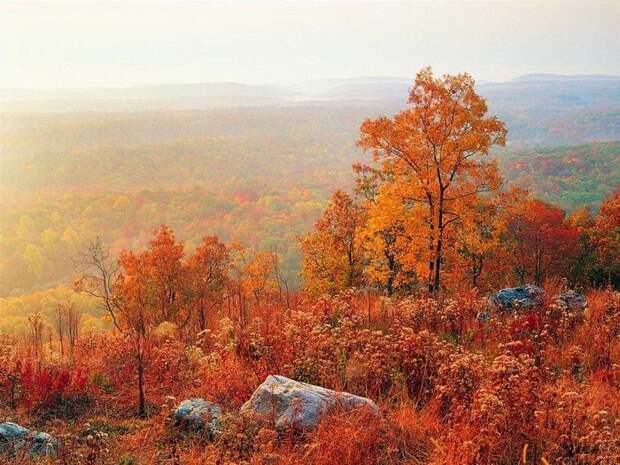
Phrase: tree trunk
[
  {"left": 137, "top": 352, "right": 146, "bottom": 417},
  {"left": 198, "top": 300, "right": 206, "bottom": 332},
  {"left": 430, "top": 194, "right": 444, "bottom": 293},
  {"left": 427, "top": 201, "right": 435, "bottom": 292},
  {"left": 386, "top": 256, "right": 395, "bottom": 296},
  {"left": 433, "top": 228, "right": 443, "bottom": 292},
  {"left": 472, "top": 255, "right": 483, "bottom": 288},
  {"left": 347, "top": 246, "right": 355, "bottom": 288},
  {"left": 472, "top": 256, "right": 478, "bottom": 288}
]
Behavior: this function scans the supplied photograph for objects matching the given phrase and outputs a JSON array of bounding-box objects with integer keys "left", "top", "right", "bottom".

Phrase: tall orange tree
[{"left": 358, "top": 67, "right": 507, "bottom": 292}]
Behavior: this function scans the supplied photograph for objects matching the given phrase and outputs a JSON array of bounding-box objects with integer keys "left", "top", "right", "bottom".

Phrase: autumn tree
[
  {"left": 300, "top": 191, "right": 366, "bottom": 295},
  {"left": 358, "top": 67, "right": 506, "bottom": 292},
  {"left": 186, "top": 236, "right": 230, "bottom": 332},
  {"left": 451, "top": 196, "right": 501, "bottom": 289},
  {"left": 565, "top": 206, "right": 598, "bottom": 287},
  {"left": 65, "top": 300, "right": 81, "bottom": 354},
  {"left": 77, "top": 226, "right": 188, "bottom": 416},
  {"left": 27, "top": 312, "right": 46, "bottom": 364},
  {"left": 359, "top": 182, "right": 417, "bottom": 295},
  {"left": 592, "top": 186, "right": 620, "bottom": 286},
  {"left": 502, "top": 199, "right": 579, "bottom": 286},
  {"left": 53, "top": 302, "right": 65, "bottom": 357},
  {"left": 242, "top": 251, "right": 278, "bottom": 305},
  {"left": 116, "top": 226, "right": 188, "bottom": 414}
]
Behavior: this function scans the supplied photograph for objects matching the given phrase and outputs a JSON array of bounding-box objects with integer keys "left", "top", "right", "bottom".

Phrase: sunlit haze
[{"left": 2, "top": 0, "right": 619, "bottom": 89}]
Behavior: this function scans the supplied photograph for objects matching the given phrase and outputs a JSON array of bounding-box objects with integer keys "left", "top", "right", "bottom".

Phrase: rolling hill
[{"left": 1, "top": 102, "right": 618, "bottom": 297}]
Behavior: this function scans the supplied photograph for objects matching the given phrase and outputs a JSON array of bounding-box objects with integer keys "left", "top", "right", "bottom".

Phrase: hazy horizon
[{"left": 2, "top": 0, "right": 619, "bottom": 90}]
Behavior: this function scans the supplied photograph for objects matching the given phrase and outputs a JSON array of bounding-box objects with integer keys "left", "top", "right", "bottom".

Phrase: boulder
[
  {"left": 0, "top": 422, "right": 58, "bottom": 458},
  {"left": 30, "top": 432, "right": 59, "bottom": 457},
  {"left": 555, "top": 290, "right": 587, "bottom": 311},
  {"left": 0, "top": 422, "right": 29, "bottom": 456},
  {"left": 488, "top": 285, "right": 544, "bottom": 311},
  {"left": 487, "top": 286, "right": 587, "bottom": 314},
  {"left": 174, "top": 398, "right": 222, "bottom": 433},
  {"left": 241, "top": 375, "right": 380, "bottom": 432}
]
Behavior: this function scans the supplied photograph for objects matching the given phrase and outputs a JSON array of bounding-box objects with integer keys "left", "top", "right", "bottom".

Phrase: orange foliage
[
  {"left": 3, "top": 70, "right": 620, "bottom": 465},
  {"left": 3, "top": 282, "right": 620, "bottom": 465},
  {"left": 300, "top": 191, "right": 366, "bottom": 296},
  {"left": 358, "top": 67, "right": 506, "bottom": 292},
  {"left": 502, "top": 198, "right": 580, "bottom": 286},
  {"left": 593, "top": 187, "right": 620, "bottom": 285}
]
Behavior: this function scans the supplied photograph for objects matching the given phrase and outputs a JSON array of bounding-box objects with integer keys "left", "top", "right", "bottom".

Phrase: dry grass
[{"left": 2, "top": 288, "right": 620, "bottom": 465}]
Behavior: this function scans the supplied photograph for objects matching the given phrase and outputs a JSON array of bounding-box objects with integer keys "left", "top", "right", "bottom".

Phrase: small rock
[
  {"left": 241, "top": 375, "right": 380, "bottom": 432},
  {"left": 0, "top": 422, "right": 58, "bottom": 458},
  {"left": 555, "top": 290, "right": 587, "bottom": 311},
  {"left": 174, "top": 398, "right": 222, "bottom": 433},
  {"left": 30, "top": 432, "right": 58, "bottom": 458},
  {"left": 488, "top": 285, "right": 544, "bottom": 311},
  {"left": 0, "top": 422, "right": 29, "bottom": 456}
]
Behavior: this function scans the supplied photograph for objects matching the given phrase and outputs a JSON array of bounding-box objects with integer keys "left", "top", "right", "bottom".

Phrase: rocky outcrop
[
  {"left": 0, "top": 422, "right": 58, "bottom": 459},
  {"left": 488, "top": 285, "right": 544, "bottom": 311},
  {"left": 174, "top": 398, "right": 222, "bottom": 433},
  {"left": 241, "top": 375, "right": 379, "bottom": 432},
  {"left": 486, "top": 286, "right": 587, "bottom": 315}
]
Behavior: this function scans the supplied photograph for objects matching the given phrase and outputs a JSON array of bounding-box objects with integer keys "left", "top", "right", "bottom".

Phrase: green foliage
[{"left": 499, "top": 141, "right": 620, "bottom": 211}]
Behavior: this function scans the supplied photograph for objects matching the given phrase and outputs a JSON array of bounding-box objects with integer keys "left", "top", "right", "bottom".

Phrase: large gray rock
[
  {"left": 555, "top": 290, "right": 587, "bottom": 311},
  {"left": 241, "top": 375, "right": 380, "bottom": 432},
  {"left": 0, "top": 422, "right": 58, "bottom": 458},
  {"left": 486, "top": 286, "right": 588, "bottom": 315},
  {"left": 488, "top": 285, "right": 544, "bottom": 311},
  {"left": 174, "top": 398, "right": 222, "bottom": 433}
]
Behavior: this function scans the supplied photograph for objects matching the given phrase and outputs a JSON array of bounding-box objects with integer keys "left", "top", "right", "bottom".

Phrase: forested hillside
[
  {"left": 500, "top": 141, "right": 620, "bottom": 210},
  {"left": 0, "top": 107, "right": 366, "bottom": 193},
  {"left": 2, "top": 68, "right": 620, "bottom": 465},
  {"left": 1, "top": 104, "right": 619, "bottom": 298},
  {"left": 0, "top": 107, "right": 368, "bottom": 297}
]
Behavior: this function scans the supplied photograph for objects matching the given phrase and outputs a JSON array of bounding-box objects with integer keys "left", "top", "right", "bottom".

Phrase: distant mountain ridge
[
  {"left": 514, "top": 73, "right": 620, "bottom": 82},
  {"left": 1, "top": 82, "right": 299, "bottom": 99},
  {"left": 0, "top": 82, "right": 299, "bottom": 111},
  {"left": 2, "top": 73, "right": 619, "bottom": 146},
  {"left": 2, "top": 73, "right": 619, "bottom": 109}
]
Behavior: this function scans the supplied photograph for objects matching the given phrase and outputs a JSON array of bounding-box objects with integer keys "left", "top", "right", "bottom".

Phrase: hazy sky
[{"left": 1, "top": 0, "right": 619, "bottom": 89}]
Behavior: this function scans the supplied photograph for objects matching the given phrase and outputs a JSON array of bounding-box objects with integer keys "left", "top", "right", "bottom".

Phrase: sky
[{"left": 1, "top": 0, "right": 619, "bottom": 89}]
